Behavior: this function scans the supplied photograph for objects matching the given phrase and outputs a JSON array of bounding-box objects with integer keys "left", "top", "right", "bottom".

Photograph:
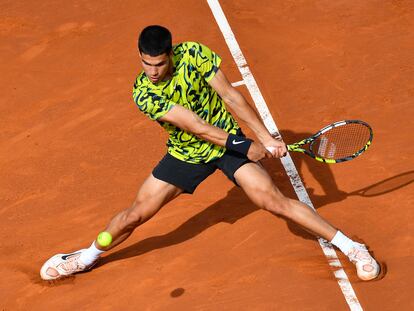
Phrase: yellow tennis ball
[{"left": 97, "top": 231, "right": 112, "bottom": 247}]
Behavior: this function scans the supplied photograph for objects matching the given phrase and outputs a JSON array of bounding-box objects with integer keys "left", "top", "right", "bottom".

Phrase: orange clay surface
[{"left": 1, "top": 1, "right": 413, "bottom": 310}]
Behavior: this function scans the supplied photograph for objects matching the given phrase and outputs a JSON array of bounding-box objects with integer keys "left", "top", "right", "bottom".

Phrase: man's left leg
[{"left": 234, "top": 162, "right": 381, "bottom": 281}]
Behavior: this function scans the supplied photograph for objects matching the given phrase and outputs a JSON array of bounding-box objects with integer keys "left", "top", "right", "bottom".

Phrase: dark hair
[{"left": 138, "top": 25, "right": 172, "bottom": 56}]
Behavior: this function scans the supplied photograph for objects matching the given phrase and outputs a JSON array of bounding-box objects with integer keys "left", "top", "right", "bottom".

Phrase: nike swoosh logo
[
  {"left": 232, "top": 140, "right": 245, "bottom": 145},
  {"left": 61, "top": 252, "right": 81, "bottom": 260}
]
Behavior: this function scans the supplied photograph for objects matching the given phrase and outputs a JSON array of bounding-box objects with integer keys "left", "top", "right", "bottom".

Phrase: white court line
[
  {"left": 207, "top": 1, "right": 363, "bottom": 310},
  {"left": 231, "top": 80, "right": 245, "bottom": 87}
]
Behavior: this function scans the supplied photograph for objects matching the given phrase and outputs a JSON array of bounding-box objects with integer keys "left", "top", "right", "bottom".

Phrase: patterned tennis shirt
[{"left": 132, "top": 42, "right": 239, "bottom": 164}]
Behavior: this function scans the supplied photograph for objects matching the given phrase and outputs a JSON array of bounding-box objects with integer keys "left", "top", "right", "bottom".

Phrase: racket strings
[{"left": 312, "top": 123, "right": 371, "bottom": 159}]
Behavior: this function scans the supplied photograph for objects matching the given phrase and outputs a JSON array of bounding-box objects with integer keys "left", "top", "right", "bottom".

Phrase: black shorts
[{"left": 152, "top": 149, "right": 252, "bottom": 194}]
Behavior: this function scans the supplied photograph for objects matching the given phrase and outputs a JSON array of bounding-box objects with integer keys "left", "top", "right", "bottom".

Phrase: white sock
[
  {"left": 79, "top": 241, "right": 105, "bottom": 265},
  {"left": 330, "top": 231, "right": 355, "bottom": 255}
]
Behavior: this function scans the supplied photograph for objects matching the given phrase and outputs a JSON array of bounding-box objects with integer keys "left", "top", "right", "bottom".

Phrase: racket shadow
[
  {"left": 98, "top": 148, "right": 413, "bottom": 264},
  {"left": 349, "top": 170, "right": 414, "bottom": 197}
]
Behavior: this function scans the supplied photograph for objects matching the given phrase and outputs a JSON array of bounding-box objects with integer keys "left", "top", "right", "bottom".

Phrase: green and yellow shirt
[{"left": 133, "top": 42, "right": 239, "bottom": 164}]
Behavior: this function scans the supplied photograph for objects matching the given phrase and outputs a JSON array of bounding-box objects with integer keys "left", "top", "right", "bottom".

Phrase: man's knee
[
  {"left": 261, "top": 193, "right": 291, "bottom": 216},
  {"left": 244, "top": 178, "right": 290, "bottom": 215}
]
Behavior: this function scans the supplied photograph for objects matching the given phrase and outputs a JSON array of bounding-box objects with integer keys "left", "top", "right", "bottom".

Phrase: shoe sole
[
  {"left": 366, "top": 246, "right": 387, "bottom": 282},
  {"left": 370, "top": 261, "right": 387, "bottom": 281},
  {"left": 40, "top": 253, "right": 97, "bottom": 281}
]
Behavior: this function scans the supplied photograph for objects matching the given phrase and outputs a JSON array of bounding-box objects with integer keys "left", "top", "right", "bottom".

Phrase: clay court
[{"left": 1, "top": 0, "right": 413, "bottom": 310}]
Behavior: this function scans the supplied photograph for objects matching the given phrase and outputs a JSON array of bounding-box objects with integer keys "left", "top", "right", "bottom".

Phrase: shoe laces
[
  {"left": 59, "top": 254, "right": 85, "bottom": 272},
  {"left": 347, "top": 243, "right": 372, "bottom": 264}
]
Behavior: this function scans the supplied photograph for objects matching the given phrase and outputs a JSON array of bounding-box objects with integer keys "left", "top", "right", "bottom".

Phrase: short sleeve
[
  {"left": 189, "top": 42, "right": 222, "bottom": 82},
  {"left": 133, "top": 88, "right": 175, "bottom": 121}
]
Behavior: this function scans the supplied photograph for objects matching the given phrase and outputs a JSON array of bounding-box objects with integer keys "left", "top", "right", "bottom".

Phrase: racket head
[{"left": 288, "top": 120, "right": 373, "bottom": 163}]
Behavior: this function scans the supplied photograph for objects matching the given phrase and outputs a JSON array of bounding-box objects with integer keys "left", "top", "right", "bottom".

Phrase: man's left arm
[{"left": 208, "top": 69, "right": 286, "bottom": 158}]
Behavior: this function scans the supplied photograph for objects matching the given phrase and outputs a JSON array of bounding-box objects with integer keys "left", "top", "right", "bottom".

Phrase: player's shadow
[
  {"left": 98, "top": 186, "right": 259, "bottom": 266},
  {"left": 99, "top": 133, "right": 414, "bottom": 264}
]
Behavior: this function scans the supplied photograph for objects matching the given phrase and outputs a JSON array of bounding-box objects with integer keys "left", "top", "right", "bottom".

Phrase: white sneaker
[
  {"left": 347, "top": 243, "right": 380, "bottom": 281},
  {"left": 40, "top": 250, "right": 96, "bottom": 280}
]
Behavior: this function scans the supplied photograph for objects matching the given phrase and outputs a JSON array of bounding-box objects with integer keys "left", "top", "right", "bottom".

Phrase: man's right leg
[
  {"left": 100, "top": 174, "right": 184, "bottom": 250},
  {"left": 40, "top": 174, "right": 183, "bottom": 280}
]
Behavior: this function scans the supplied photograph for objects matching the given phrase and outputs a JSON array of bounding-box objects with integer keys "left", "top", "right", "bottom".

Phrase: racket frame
[{"left": 287, "top": 120, "right": 373, "bottom": 163}]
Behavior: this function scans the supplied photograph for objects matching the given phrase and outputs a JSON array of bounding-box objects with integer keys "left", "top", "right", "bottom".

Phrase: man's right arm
[
  {"left": 158, "top": 104, "right": 270, "bottom": 162},
  {"left": 207, "top": 69, "right": 287, "bottom": 158}
]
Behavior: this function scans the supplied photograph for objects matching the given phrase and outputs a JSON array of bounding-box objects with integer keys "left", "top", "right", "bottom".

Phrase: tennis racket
[{"left": 269, "top": 120, "right": 373, "bottom": 163}]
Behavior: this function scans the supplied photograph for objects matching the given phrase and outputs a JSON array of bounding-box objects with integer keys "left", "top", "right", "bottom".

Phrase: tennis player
[{"left": 40, "top": 25, "right": 381, "bottom": 281}]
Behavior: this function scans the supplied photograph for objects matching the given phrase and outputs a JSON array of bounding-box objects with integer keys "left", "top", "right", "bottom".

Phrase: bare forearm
[
  {"left": 225, "top": 90, "right": 273, "bottom": 143},
  {"left": 208, "top": 70, "right": 274, "bottom": 143},
  {"left": 193, "top": 118, "right": 270, "bottom": 162},
  {"left": 207, "top": 69, "right": 285, "bottom": 158},
  {"left": 191, "top": 118, "right": 229, "bottom": 146},
  {"left": 159, "top": 105, "right": 230, "bottom": 147},
  {"left": 159, "top": 103, "right": 272, "bottom": 161}
]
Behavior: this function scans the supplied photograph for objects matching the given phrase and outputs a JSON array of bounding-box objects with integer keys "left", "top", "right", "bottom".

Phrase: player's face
[{"left": 140, "top": 52, "right": 171, "bottom": 84}]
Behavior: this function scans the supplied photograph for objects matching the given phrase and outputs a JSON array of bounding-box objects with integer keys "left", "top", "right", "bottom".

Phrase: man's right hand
[{"left": 263, "top": 139, "right": 288, "bottom": 158}]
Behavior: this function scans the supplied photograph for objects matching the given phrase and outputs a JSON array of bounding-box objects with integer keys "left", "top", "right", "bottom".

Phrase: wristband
[{"left": 225, "top": 134, "right": 252, "bottom": 155}]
